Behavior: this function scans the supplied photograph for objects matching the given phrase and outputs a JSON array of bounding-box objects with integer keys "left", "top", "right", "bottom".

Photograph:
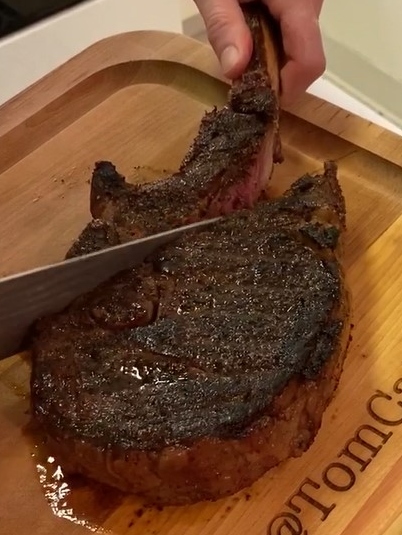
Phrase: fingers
[
  {"left": 312, "top": 0, "right": 325, "bottom": 16},
  {"left": 266, "top": 0, "right": 326, "bottom": 106},
  {"left": 193, "top": 0, "right": 326, "bottom": 107},
  {"left": 193, "top": 0, "right": 253, "bottom": 78}
]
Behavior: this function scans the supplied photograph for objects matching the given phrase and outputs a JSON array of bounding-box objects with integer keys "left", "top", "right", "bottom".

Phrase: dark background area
[{"left": 0, "top": 0, "right": 89, "bottom": 38}]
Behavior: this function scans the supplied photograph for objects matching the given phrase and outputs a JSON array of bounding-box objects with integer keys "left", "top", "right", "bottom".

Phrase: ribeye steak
[
  {"left": 30, "top": 161, "right": 350, "bottom": 505},
  {"left": 29, "top": 3, "right": 351, "bottom": 506}
]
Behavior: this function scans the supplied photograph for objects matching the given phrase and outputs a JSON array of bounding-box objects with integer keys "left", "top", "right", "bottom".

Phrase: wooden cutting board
[{"left": 1, "top": 29, "right": 402, "bottom": 535}]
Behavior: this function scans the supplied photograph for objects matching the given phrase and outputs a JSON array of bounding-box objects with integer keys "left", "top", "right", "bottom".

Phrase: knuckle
[
  {"left": 204, "top": 7, "right": 231, "bottom": 39},
  {"left": 310, "top": 53, "right": 326, "bottom": 78}
]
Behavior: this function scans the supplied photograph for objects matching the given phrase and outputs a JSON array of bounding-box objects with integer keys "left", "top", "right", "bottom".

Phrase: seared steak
[
  {"left": 30, "top": 161, "right": 350, "bottom": 505},
  {"left": 66, "top": 2, "right": 282, "bottom": 259},
  {"left": 29, "top": 2, "right": 350, "bottom": 506}
]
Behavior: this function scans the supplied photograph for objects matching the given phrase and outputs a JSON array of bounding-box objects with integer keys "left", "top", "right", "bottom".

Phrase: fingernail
[{"left": 220, "top": 45, "right": 240, "bottom": 76}]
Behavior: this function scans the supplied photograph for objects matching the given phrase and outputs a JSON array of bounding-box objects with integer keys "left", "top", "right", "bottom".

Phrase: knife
[{"left": 0, "top": 218, "right": 221, "bottom": 360}]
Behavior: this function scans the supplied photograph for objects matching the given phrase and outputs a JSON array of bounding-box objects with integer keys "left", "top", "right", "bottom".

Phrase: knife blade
[{"left": 0, "top": 217, "right": 221, "bottom": 360}]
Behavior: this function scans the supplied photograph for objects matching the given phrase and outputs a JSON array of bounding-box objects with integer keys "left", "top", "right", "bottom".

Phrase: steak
[
  {"left": 30, "top": 161, "right": 350, "bottom": 505},
  {"left": 29, "top": 2, "right": 351, "bottom": 506},
  {"left": 66, "top": 1, "right": 282, "bottom": 259}
]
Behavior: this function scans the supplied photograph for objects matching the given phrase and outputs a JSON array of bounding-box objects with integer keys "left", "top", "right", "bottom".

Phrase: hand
[{"left": 193, "top": 0, "right": 326, "bottom": 106}]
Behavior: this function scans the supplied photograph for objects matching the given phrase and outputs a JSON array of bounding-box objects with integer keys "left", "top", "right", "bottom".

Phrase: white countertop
[{"left": 309, "top": 78, "right": 402, "bottom": 137}]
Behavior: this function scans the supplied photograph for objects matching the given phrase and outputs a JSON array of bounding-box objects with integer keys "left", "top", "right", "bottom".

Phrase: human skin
[{"left": 193, "top": 0, "right": 326, "bottom": 106}]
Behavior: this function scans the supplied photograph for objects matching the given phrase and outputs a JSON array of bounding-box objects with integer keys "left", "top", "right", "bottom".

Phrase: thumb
[{"left": 193, "top": 0, "right": 252, "bottom": 78}]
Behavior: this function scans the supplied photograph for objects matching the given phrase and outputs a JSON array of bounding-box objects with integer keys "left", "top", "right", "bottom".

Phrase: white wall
[
  {"left": 320, "top": 0, "right": 402, "bottom": 128},
  {"left": 180, "top": 0, "right": 198, "bottom": 20},
  {"left": 322, "top": 0, "right": 400, "bottom": 83}
]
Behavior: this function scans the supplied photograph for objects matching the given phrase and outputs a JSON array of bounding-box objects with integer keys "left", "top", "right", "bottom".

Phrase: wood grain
[{"left": 1, "top": 30, "right": 402, "bottom": 535}]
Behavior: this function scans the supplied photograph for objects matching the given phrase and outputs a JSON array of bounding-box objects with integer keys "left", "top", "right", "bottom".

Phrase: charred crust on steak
[
  {"left": 31, "top": 163, "right": 348, "bottom": 453},
  {"left": 65, "top": 219, "right": 121, "bottom": 259},
  {"left": 66, "top": 4, "right": 282, "bottom": 258},
  {"left": 28, "top": 4, "right": 350, "bottom": 506},
  {"left": 89, "top": 161, "right": 127, "bottom": 219},
  {"left": 300, "top": 223, "right": 340, "bottom": 250}
]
